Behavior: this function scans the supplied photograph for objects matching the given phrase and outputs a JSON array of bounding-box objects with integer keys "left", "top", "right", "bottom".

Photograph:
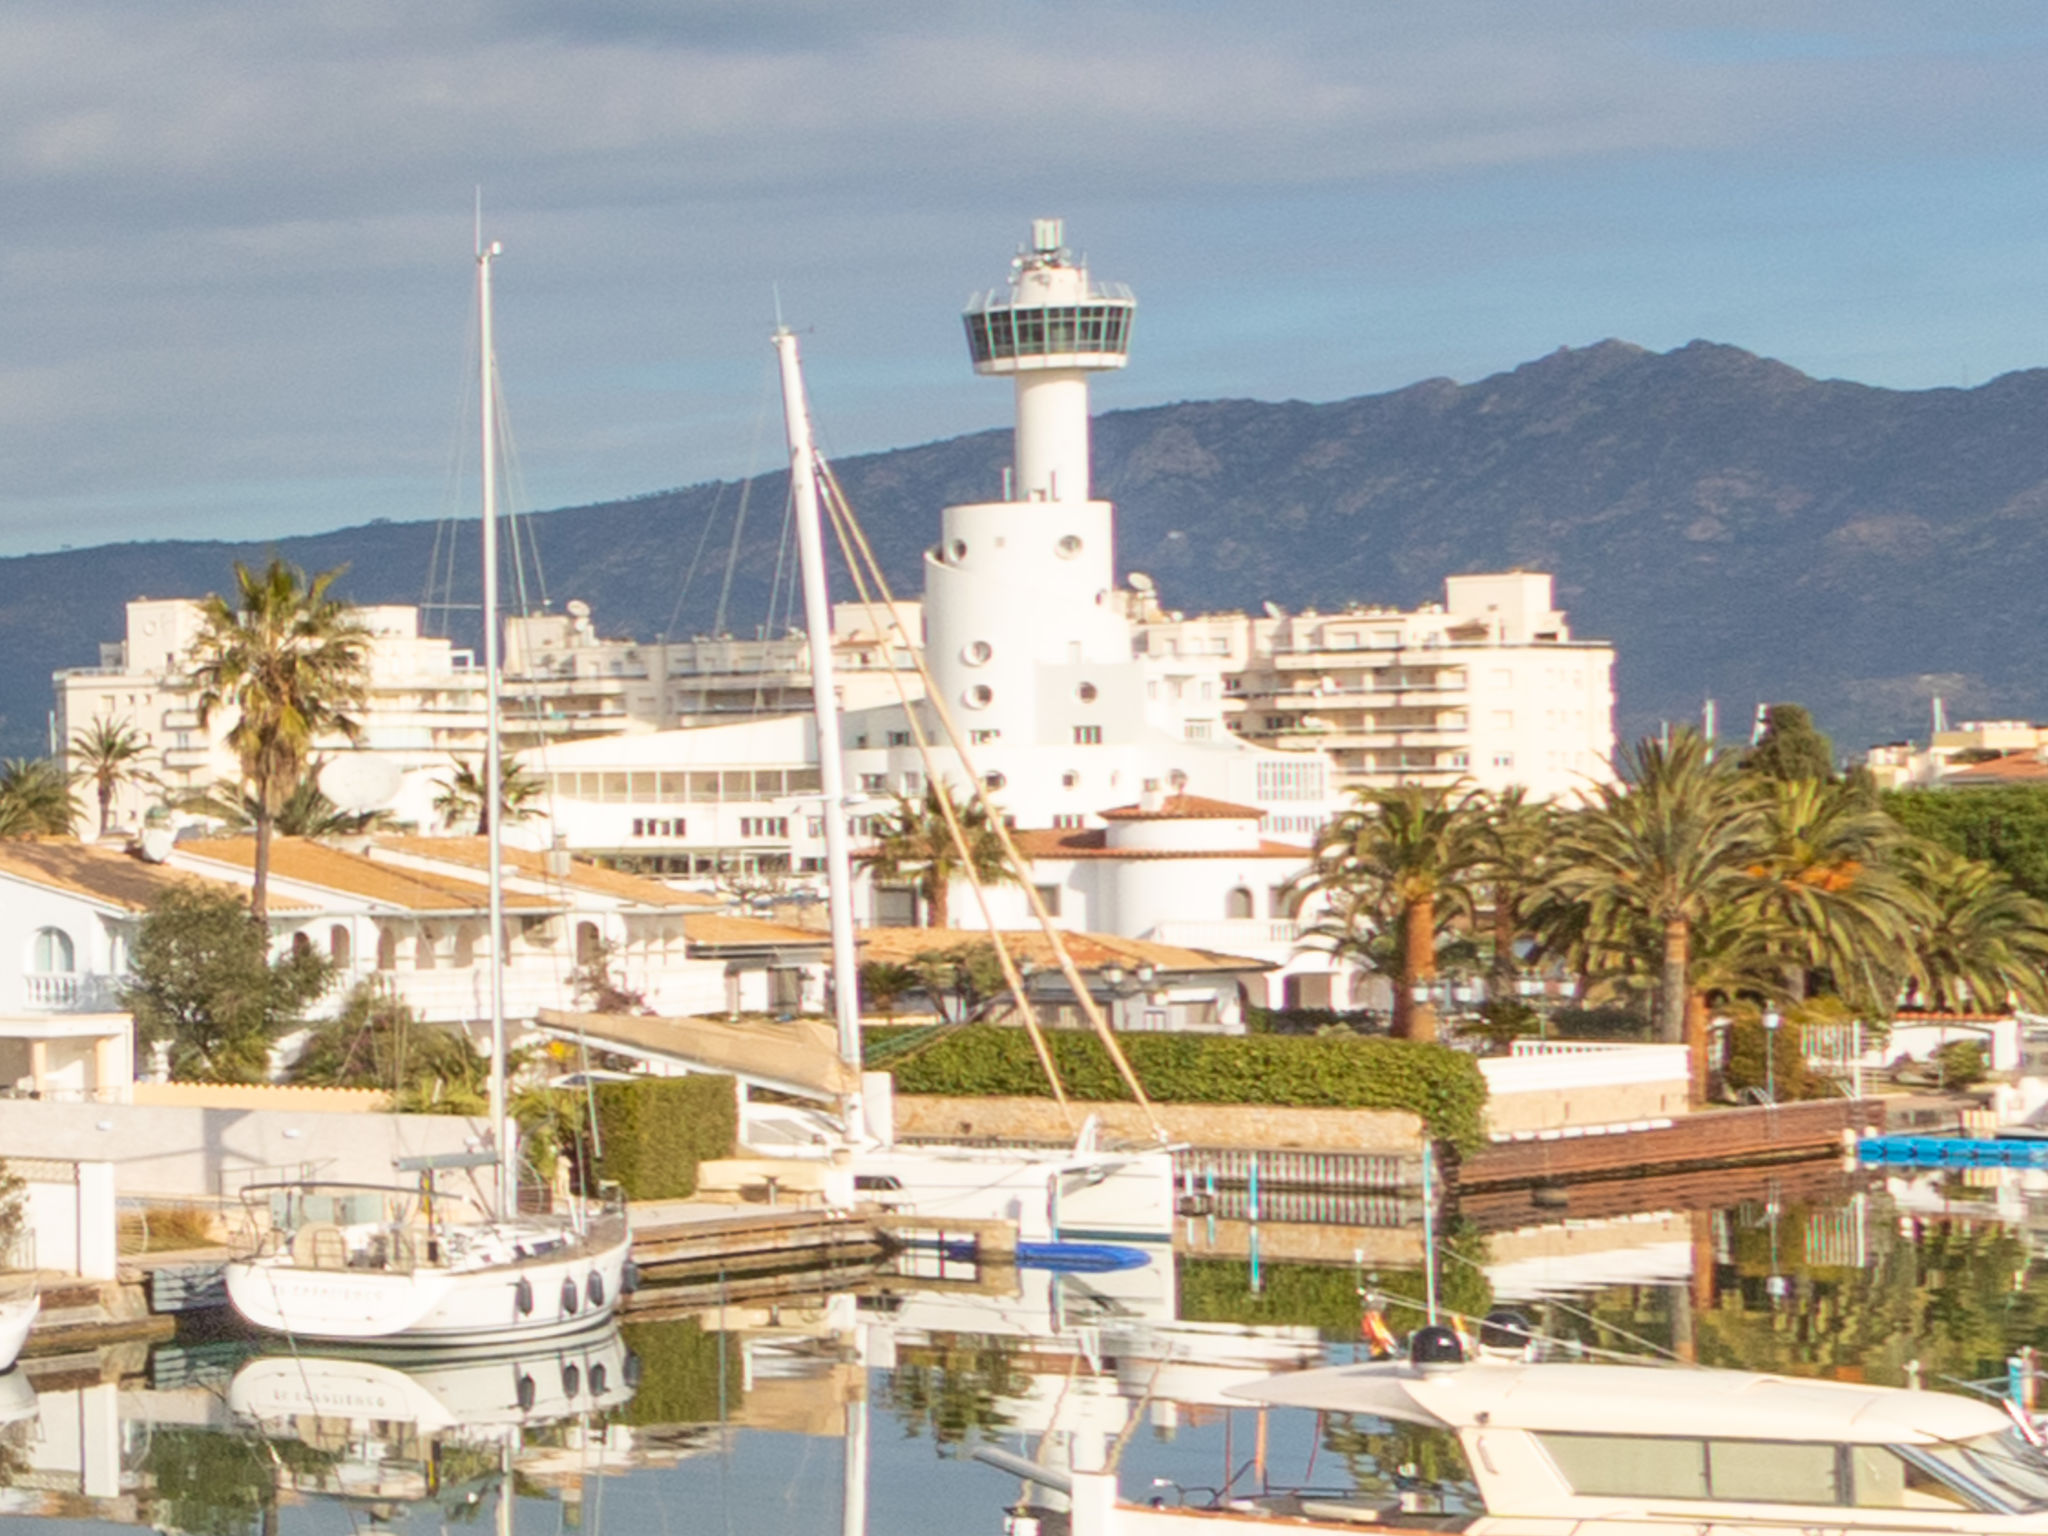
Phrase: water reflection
[{"left": 5, "top": 1162, "right": 2048, "bottom": 1533}]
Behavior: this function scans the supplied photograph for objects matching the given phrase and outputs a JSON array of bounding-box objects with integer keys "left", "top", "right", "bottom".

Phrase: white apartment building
[{"left": 1132, "top": 571, "right": 1617, "bottom": 802}]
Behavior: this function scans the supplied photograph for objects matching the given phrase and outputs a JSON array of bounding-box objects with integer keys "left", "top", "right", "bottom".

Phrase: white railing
[
  {"left": 1146, "top": 919, "right": 1302, "bottom": 950},
  {"left": 22, "top": 972, "right": 119, "bottom": 1012},
  {"left": 1509, "top": 1039, "right": 1634, "bottom": 1057}
]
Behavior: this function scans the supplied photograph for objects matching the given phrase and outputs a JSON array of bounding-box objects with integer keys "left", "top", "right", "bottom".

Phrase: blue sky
[{"left": 3, "top": 2, "right": 2047, "bottom": 552}]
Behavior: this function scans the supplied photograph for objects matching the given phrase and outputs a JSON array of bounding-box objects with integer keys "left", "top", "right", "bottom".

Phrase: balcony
[
  {"left": 1146, "top": 919, "right": 1303, "bottom": 956},
  {"left": 22, "top": 972, "right": 121, "bottom": 1013}
]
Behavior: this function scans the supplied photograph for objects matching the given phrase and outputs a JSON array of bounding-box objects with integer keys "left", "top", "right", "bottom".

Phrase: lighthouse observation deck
[{"left": 962, "top": 217, "right": 1134, "bottom": 375}]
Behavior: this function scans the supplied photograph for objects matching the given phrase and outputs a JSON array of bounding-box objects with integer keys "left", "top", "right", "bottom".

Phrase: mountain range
[{"left": 14, "top": 338, "right": 2048, "bottom": 761}]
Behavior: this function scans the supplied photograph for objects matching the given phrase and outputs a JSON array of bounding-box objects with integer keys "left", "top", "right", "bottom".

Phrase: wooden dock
[{"left": 1452, "top": 1097, "right": 1887, "bottom": 1193}]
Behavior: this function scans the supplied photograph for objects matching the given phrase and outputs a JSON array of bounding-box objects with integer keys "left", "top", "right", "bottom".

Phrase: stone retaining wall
[{"left": 891, "top": 1094, "right": 1426, "bottom": 1153}]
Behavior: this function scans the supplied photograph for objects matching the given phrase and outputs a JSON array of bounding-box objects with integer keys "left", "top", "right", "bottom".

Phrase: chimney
[{"left": 545, "top": 834, "right": 572, "bottom": 879}]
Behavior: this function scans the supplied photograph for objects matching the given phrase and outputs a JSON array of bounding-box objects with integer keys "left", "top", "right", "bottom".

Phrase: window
[
  {"left": 970, "top": 729, "right": 999, "bottom": 744},
  {"left": 1076, "top": 682, "right": 1098, "bottom": 702},
  {"left": 1538, "top": 1435, "right": 1843, "bottom": 1505},
  {"left": 887, "top": 730, "right": 911, "bottom": 746},
  {"left": 1053, "top": 813, "right": 1085, "bottom": 829},
  {"left": 966, "top": 684, "right": 993, "bottom": 708},
  {"left": 949, "top": 539, "right": 968, "bottom": 562},
  {"left": 576, "top": 922, "right": 603, "bottom": 965},
  {"left": 1034, "top": 883, "right": 1063, "bottom": 916},
  {"left": 983, "top": 772, "right": 1006, "bottom": 791},
  {"left": 329, "top": 925, "right": 352, "bottom": 966},
  {"left": 739, "top": 817, "right": 790, "bottom": 838},
  {"left": 1493, "top": 751, "right": 1515, "bottom": 768},
  {"left": 1056, "top": 535, "right": 1083, "bottom": 558},
  {"left": 1074, "top": 725, "right": 1102, "bottom": 745},
  {"left": 32, "top": 928, "right": 74, "bottom": 973},
  {"left": 1225, "top": 888, "right": 1254, "bottom": 920},
  {"left": 860, "top": 773, "right": 887, "bottom": 792},
  {"left": 1257, "top": 759, "right": 1326, "bottom": 802},
  {"left": 1060, "top": 771, "right": 1079, "bottom": 789},
  {"left": 1184, "top": 720, "right": 1213, "bottom": 740}
]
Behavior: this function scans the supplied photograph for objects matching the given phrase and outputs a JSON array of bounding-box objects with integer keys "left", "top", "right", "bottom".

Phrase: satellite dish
[
  {"left": 138, "top": 827, "right": 175, "bottom": 864},
  {"left": 566, "top": 599, "right": 591, "bottom": 618},
  {"left": 1128, "top": 571, "right": 1155, "bottom": 592},
  {"left": 320, "top": 754, "right": 404, "bottom": 814}
]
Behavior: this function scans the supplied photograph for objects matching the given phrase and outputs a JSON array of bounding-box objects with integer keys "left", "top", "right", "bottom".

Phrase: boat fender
[
  {"left": 561, "top": 1276, "right": 580, "bottom": 1315},
  {"left": 1409, "top": 1324, "right": 1465, "bottom": 1370},
  {"left": 562, "top": 1363, "right": 580, "bottom": 1398},
  {"left": 515, "top": 1277, "right": 533, "bottom": 1316},
  {"left": 517, "top": 1373, "right": 536, "bottom": 1411},
  {"left": 1480, "top": 1309, "right": 1536, "bottom": 1353},
  {"left": 621, "top": 1260, "right": 641, "bottom": 1295},
  {"left": 622, "top": 1351, "right": 641, "bottom": 1390},
  {"left": 591, "top": 1361, "right": 608, "bottom": 1395},
  {"left": 587, "top": 1272, "right": 605, "bottom": 1308}
]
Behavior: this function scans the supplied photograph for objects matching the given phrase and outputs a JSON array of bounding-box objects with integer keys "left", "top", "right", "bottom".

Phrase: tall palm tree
[
  {"left": 1296, "top": 782, "right": 1490, "bottom": 1042},
  {"left": 1741, "top": 776, "right": 1927, "bottom": 1014},
  {"left": 179, "top": 767, "right": 389, "bottom": 838},
  {"left": 0, "top": 757, "right": 80, "bottom": 837},
  {"left": 1478, "top": 786, "right": 1553, "bottom": 993},
  {"left": 68, "top": 716, "right": 156, "bottom": 838},
  {"left": 1897, "top": 842, "right": 2048, "bottom": 1012},
  {"left": 1543, "top": 731, "right": 1766, "bottom": 1052},
  {"left": 432, "top": 754, "right": 544, "bottom": 835},
  {"left": 857, "top": 782, "right": 1015, "bottom": 930},
  {"left": 189, "top": 559, "right": 371, "bottom": 923}
]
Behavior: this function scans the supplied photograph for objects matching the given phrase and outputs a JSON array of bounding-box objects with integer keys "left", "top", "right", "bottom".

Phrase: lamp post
[{"left": 1762, "top": 1009, "right": 1782, "bottom": 1106}]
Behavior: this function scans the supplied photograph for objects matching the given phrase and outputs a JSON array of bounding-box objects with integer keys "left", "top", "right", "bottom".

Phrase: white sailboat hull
[
  {"left": 225, "top": 1221, "right": 630, "bottom": 1345},
  {"left": 0, "top": 1293, "right": 38, "bottom": 1372},
  {"left": 850, "top": 1146, "right": 1177, "bottom": 1244}
]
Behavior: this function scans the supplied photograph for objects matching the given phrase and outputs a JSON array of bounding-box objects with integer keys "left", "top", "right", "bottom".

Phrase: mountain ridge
[{"left": 18, "top": 339, "right": 2048, "bottom": 760}]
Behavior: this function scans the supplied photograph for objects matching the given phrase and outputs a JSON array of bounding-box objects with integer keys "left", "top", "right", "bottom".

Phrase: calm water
[{"left": 4, "top": 1158, "right": 2044, "bottom": 1535}]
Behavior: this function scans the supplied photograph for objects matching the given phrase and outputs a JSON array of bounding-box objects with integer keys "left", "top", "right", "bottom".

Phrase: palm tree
[
  {"left": 857, "top": 782, "right": 1015, "bottom": 930},
  {"left": 0, "top": 757, "right": 81, "bottom": 837},
  {"left": 1897, "top": 842, "right": 2048, "bottom": 1011},
  {"left": 432, "top": 754, "right": 544, "bottom": 835},
  {"left": 189, "top": 559, "right": 371, "bottom": 922},
  {"left": 68, "top": 717, "right": 156, "bottom": 838},
  {"left": 1295, "top": 782, "right": 1490, "bottom": 1042},
  {"left": 1478, "top": 786, "right": 1553, "bottom": 994},
  {"left": 179, "top": 766, "right": 388, "bottom": 838},
  {"left": 1741, "top": 776, "right": 1927, "bottom": 1014},
  {"left": 1543, "top": 731, "right": 1766, "bottom": 1055}
]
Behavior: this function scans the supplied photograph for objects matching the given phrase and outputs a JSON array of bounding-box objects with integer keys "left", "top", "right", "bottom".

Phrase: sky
[{"left": 5, "top": 2, "right": 2048, "bottom": 554}]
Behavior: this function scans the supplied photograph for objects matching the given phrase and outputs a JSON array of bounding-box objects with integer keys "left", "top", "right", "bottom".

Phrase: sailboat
[{"left": 221, "top": 235, "right": 631, "bottom": 1345}]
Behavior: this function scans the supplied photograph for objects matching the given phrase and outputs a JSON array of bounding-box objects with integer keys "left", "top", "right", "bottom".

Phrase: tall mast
[
  {"left": 479, "top": 235, "right": 513, "bottom": 1216},
  {"left": 773, "top": 327, "right": 864, "bottom": 1140}
]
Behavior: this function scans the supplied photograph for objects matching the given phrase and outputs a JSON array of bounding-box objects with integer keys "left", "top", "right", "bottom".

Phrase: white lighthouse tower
[{"left": 924, "top": 220, "right": 1138, "bottom": 758}]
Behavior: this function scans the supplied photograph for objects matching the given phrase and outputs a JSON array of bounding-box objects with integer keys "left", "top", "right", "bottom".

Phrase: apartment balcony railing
[
  {"left": 23, "top": 972, "right": 121, "bottom": 1012},
  {"left": 1146, "top": 919, "right": 1303, "bottom": 953}
]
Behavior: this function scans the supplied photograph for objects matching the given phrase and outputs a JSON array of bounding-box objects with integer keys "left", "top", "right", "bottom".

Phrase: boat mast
[
  {"left": 773, "top": 327, "right": 864, "bottom": 1140},
  {"left": 479, "top": 235, "right": 513, "bottom": 1217}
]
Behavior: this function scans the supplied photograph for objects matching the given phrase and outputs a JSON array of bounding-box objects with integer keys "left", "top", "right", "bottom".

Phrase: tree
[
  {"left": 1896, "top": 841, "right": 2048, "bottom": 1011},
  {"left": 68, "top": 717, "right": 156, "bottom": 838},
  {"left": 189, "top": 559, "right": 371, "bottom": 923},
  {"left": 291, "top": 984, "right": 491, "bottom": 1113},
  {"left": 433, "top": 753, "right": 544, "bottom": 835},
  {"left": 179, "top": 765, "right": 388, "bottom": 838},
  {"left": 857, "top": 782, "right": 1016, "bottom": 930},
  {"left": 122, "top": 884, "right": 334, "bottom": 1082},
  {"left": 1477, "top": 786, "right": 1553, "bottom": 991},
  {"left": 1883, "top": 784, "right": 2048, "bottom": 903},
  {"left": 1295, "top": 783, "right": 1490, "bottom": 1042},
  {"left": 1743, "top": 703, "right": 1835, "bottom": 782},
  {"left": 1542, "top": 731, "right": 1766, "bottom": 1061},
  {"left": 0, "top": 757, "right": 79, "bottom": 837}
]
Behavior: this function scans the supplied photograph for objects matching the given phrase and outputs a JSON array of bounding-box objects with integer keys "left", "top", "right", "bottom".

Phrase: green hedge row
[
  {"left": 619, "top": 1319, "right": 745, "bottom": 1425},
  {"left": 866, "top": 1027, "right": 1487, "bottom": 1151},
  {"left": 592, "top": 1075, "right": 738, "bottom": 1200},
  {"left": 1179, "top": 1247, "right": 1494, "bottom": 1336}
]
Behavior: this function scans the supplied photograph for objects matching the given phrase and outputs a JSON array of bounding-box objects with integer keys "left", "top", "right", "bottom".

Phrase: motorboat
[
  {"left": 1038, "top": 1328, "right": 2048, "bottom": 1534},
  {"left": 222, "top": 233, "right": 630, "bottom": 1345}
]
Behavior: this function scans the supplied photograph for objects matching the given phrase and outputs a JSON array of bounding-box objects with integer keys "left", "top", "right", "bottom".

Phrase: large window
[
  {"left": 32, "top": 927, "right": 75, "bottom": 973},
  {"left": 1536, "top": 1434, "right": 1994, "bottom": 1509}
]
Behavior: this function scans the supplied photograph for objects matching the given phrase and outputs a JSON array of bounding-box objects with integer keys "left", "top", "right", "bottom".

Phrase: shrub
[
  {"left": 1934, "top": 1040, "right": 1988, "bottom": 1090},
  {"left": 1547, "top": 1006, "right": 1652, "bottom": 1042},
  {"left": 1722, "top": 1014, "right": 1826, "bottom": 1101},
  {"left": 619, "top": 1319, "right": 744, "bottom": 1425},
  {"left": 591, "top": 1075, "right": 738, "bottom": 1200},
  {"left": 1244, "top": 1005, "right": 1386, "bottom": 1036},
  {"left": 866, "top": 1026, "right": 1487, "bottom": 1151}
]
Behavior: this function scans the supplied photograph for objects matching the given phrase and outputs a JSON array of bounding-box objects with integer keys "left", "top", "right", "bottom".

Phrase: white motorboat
[
  {"left": 1045, "top": 1328, "right": 2048, "bottom": 1534},
  {"left": 0, "top": 1291, "right": 37, "bottom": 1373},
  {"left": 223, "top": 233, "right": 630, "bottom": 1346}
]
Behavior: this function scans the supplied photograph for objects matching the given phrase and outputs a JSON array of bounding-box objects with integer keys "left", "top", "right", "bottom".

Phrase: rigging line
[
  {"left": 671, "top": 365, "right": 777, "bottom": 639},
  {"left": 760, "top": 480, "right": 797, "bottom": 644},
  {"left": 425, "top": 283, "right": 486, "bottom": 636},
  {"left": 711, "top": 395, "right": 772, "bottom": 639},
  {"left": 813, "top": 455, "right": 1071, "bottom": 1125},
  {"left": 663, "top": 477, "right": 732, "bottom": 640},
  {"left": 817, "top": 455, "right": 1163, "bottom": 1138}
]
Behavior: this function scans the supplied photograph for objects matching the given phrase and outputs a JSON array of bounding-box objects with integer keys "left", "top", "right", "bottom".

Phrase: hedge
[
  {"left": 1179, "top": 1245, "right": 1494, "bottom": 1336},
  {"left": 865, "top": 1027, "right": 1487, "bottom": 1151},
  {"left": 592, "top": 1075, "right": 738, "bottom": 1200}
]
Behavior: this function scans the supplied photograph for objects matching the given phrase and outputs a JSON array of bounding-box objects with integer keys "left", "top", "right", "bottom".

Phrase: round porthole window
[
  {"left": 1056, "top": 534, "right": 1083, "bottom": 558},
  {"left": 1061, "top": 771, "right": 1079, "bottom": 789},
  {"left": 963, "top": 640, "right": 993, "bottom": 666},
  {"left": 950, "top": 539, "right": 968, "bottom": 562},
  {"left": 1076, "top": 682, "right": 1098, "bottom": 703},
  {"left": 965, "top": 684, "right": 994, "bottom": 709},
  {"left": 983, "top": 771, "right": 1007, "bottom": 791}
]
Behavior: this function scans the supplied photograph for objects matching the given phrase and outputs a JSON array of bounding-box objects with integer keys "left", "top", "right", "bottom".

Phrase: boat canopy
[{"left": 1228, "top": 1360, "right": 2011, "bottom": 1447}]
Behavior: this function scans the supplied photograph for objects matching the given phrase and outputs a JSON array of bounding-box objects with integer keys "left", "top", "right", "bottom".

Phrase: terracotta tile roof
[
  {"left": 1098, "top": 794, "right": 1264, "bottom": 820},
  {"left": 371, "top": 835, "right": 720, "bottom": 909},
  {"left": 1010, "top": 828, "right": 1308, "bottom": 862},
  {"left": 0, "top": 837, "right": 312, "bottom": 913},
  {"left": 177, "top": 837, "right": 560, "bottom": 913},
  {"left": 854, "top": 926, "right": 1267, "bottom": 973},
  {"left": 1941, "top": 756, "right": 2048, "bottom": 785},
  {"left": 683, "top": 913, "right": 831, "bottom": 949}
]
